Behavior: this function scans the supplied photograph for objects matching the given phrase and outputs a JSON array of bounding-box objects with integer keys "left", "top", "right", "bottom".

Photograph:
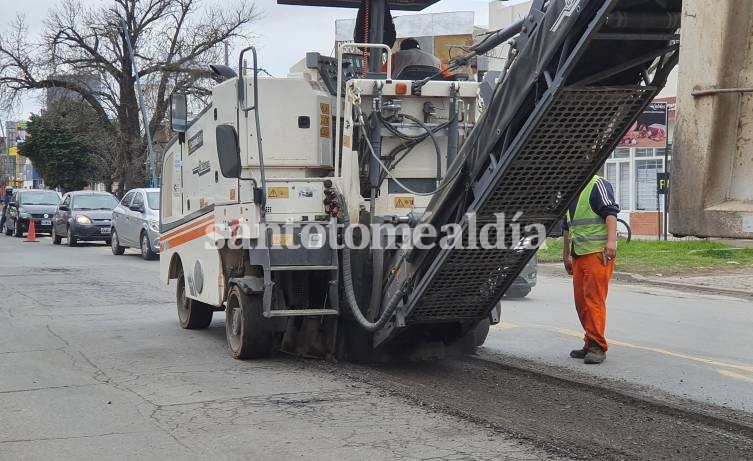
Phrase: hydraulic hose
[
  {"left": 400, "top": 113, "right": 443, "bottom": 182},
  {"left": 340, "top": 193, "right": 405, "bottom": 332}
]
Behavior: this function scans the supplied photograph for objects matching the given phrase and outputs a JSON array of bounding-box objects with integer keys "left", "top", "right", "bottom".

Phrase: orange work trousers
[{"left": 572, "top": 252, "right": 614, "bottom": 351}]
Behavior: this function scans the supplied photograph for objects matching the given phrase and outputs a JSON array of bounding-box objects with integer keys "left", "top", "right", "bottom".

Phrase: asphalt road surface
[
  {"left": 1, "top": 235, "right": 752, "bottom": 460},
  {"left": 486, "top": 270, "right": 753, "bottom": 412}
]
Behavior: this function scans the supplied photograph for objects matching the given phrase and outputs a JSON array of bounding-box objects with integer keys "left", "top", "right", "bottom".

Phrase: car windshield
[
  {"left": 73, "top": 194, "right": 118, "bottom": 210},
  {"left": 147, "top": 192, "right": 160, "bottom": 210},
  {"left": 20, "top": 191, "right": 60, "bottom": 205}
]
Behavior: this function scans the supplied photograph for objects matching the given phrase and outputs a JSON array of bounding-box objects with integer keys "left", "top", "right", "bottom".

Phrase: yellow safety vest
[{"left": 566, "top": 176, "right": 609, "bottom": 256}]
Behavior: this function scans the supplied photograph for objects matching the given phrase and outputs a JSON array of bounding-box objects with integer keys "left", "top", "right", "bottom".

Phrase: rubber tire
[
  {"left": 506, "top": 287, "right": 531, "bottom": 299},
  {"left": 110, "top": 230, "right": 124, "bottom": 254},
  {"left": 225, "top": 285, "right": 275, "bottom": 359},
  {"left": 67, "top": 226, "right": 77, "bottom": 247},
  {"left": 52, "top": 226, "right": 62, "bottom": 245},
  {"left": 140, "top": 231, "right": 157, "bottom": 260},
  {"left": 13, "top": 220, "right": 23, "bottom": 238},
  {"left": 473, "top": 318, "right": 491, "bottom": 347},
  {"left": 176, "top": 268, "right": 213, "bottom": 329}
]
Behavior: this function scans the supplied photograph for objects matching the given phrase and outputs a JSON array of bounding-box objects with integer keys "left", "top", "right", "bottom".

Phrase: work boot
[
  {"left": 569, "top": 348, "right": 587, "bottom": 359},
  {"left": 584, "top": 346, "right": 606, "bottom": 364}
]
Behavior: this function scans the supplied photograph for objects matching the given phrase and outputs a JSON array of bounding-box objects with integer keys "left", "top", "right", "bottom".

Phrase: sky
[{"left": 2, "top": 0, "right": 492, "bottom": 122}]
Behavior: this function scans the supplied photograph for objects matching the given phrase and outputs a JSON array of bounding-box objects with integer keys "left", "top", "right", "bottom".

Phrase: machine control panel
[{"left": 306, "top": 52, "right": 365, "bottom": 95}]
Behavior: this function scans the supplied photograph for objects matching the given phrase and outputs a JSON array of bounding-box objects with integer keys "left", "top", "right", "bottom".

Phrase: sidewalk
[{"left": 538, "top": 262, "right": 753, "bottom": 299}]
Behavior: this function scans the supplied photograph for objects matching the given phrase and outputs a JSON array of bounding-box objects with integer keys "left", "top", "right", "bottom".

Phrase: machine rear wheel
[
  {"left": 225, "top": 285, "right": 275, "bottom": 359},
  {"left": 176, "top": 268, "right": 213, "bottom": 329}
]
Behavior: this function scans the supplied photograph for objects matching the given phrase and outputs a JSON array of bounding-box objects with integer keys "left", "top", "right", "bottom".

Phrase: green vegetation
[
  {"left": 538, "top": 239, "right": 753, "bottom": 276},
  {"left": 21, "top": 108, "right": 95, "bottom": 191}
]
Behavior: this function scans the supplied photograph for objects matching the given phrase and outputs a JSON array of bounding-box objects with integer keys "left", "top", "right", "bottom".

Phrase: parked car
[
  {"left": 507, "top": 254, "right": 537, "bottom": 298},
  {"left": 2, "top": 189, "right": 61, "bottom": 237},
  {"left": 52, "top": 191, "right": 118, "bottom": 246},
  {"left": 111, "top": 188, "right": 160, "bottom": 260},
  {"left": 473, "top": 256, "right": 537, "bottom": 347}
]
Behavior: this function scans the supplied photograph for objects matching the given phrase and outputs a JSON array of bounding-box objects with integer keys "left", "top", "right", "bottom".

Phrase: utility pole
[{"left": 119, "top": 18, "right": 157, "bottom": 188}]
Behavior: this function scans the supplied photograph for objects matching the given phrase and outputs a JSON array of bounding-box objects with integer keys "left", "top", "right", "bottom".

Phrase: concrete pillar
[{"left": 671, "top": 0, "right": 753, "bottom": 238}]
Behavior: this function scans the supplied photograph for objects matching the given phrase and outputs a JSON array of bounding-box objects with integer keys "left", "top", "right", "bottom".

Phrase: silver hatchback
[{"left": 111, "top": 188, "right": 160, "bottom": 260}]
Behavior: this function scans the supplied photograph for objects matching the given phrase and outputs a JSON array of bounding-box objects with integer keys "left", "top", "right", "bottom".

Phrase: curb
[{"left": 537, "top": 263, "right": 753, "bottom": 299}]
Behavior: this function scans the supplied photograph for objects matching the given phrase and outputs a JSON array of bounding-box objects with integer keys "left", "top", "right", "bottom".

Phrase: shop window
[
  {"left": 614, "top": 148, "right": 630, "bottom": 159},
  {"left": 635, "top": 158, "right": 664, "bottom": 210}
]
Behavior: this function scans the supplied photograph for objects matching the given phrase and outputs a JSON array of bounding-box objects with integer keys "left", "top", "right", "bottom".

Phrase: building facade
[{"left": 489, "top": 0, "right": 678, "bottom": 236}]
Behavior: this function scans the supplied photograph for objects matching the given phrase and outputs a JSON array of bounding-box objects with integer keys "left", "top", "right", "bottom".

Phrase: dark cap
[{"left": 400, "top": 38, "right": 420, "bottom": 51}]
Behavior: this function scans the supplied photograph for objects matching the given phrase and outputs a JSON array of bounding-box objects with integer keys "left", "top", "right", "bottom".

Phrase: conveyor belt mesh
[{"left": 409, "top": 87, "right": 655, "bottom": 322}]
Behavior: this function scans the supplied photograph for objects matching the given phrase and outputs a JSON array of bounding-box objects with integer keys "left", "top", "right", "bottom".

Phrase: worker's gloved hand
[
  {"left": 604, "top": 240, "right": 617, "bottom": 261},
  {"left": 563, "top": 256, "right": 573, "bottom": 275}
]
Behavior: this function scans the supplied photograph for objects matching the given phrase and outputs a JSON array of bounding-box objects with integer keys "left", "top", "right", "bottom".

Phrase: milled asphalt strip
[
  {"left": 472, "top": 350, "right": 753, "bottom": 435},
  {"left": 319, "top": 356, "right": 753, "bottom": 460}
]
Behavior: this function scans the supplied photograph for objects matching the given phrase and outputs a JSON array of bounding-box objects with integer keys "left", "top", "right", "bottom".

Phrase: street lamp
[{"left": 118, "top": 18, "right": 157, "bottom": 189}]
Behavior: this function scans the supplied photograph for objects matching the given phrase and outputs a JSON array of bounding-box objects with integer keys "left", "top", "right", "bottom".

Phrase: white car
[{"left": 110, "top": 188, "right": 161, "bottom": 260}]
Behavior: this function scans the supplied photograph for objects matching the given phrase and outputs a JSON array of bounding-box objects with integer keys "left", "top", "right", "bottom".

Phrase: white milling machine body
[{"left": 160, "top": 0, "right": 682, "bottom": 360}]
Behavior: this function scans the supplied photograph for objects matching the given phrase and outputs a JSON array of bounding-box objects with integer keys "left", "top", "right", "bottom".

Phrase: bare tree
[{"left": 0, "top": 0, "right": 258, "bottom": 193}]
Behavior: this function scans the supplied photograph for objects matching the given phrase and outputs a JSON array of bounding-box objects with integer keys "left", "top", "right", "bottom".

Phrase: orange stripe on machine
[{"left": 160, "top": 214, "right": 215, "bottom": 250}]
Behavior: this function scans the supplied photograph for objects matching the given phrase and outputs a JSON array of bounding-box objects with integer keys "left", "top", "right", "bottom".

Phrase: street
[
  {"left": 486, "top": 268, "right": 753, "bottom": 412},
  {"left": 2, "top": 235, "right": 753, "bottom": 460},
  {"left": 0, "top": 236, "right": 552, "bottom": 461}
]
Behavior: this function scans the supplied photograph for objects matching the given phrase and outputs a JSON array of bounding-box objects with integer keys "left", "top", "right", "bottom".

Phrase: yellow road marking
[
  {"left": 554, "top": 327, "right": 753, "bottom": 374},
  {"left": 717, "top": 369, "right": 753, "bottom": 383}
]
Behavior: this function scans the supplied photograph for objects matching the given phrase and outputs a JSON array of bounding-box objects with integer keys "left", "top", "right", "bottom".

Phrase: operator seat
[{"left": 395, "top": 65, "right": 443, "bottom": 80}]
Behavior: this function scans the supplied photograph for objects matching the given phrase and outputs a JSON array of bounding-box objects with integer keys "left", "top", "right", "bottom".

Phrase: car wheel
[
  {"left": 225, "top": 284, "right": 275, "bottom": 359},
  {"left": 52, "top": 226, "right": 62, "bottom": 245},
  {"left": 13, "top": 220, "right": 23, "bottom": 238},
  {"left": 506, "top": 287, "right": 531, "bottom": 299},
  {"left": 176, "top": 268, "right": 213, "bottom": 329},
  {"left": 140, "top": 231, "right": 157, "bottom": 260},
  {"left": 67, "top": 226, "right": 77, "bottom": 247},
  {"left": 111, "top": 229, "right": 125, "bottom": 255}
]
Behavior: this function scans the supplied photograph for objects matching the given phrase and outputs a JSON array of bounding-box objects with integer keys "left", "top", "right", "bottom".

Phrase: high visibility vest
[{"left": 566, "top": 176, "right": 609, "bottom": 256}]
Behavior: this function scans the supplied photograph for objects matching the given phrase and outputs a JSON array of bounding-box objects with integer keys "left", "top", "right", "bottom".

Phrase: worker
[
  {"left": 0, "top": 187, "right": 12, "bottom": 232},
  {"left": 392, "top": 38, "right": 442, "bottom": 78},
  {"left": 562, "top": 175, "right": 619, "bottom": 364}
]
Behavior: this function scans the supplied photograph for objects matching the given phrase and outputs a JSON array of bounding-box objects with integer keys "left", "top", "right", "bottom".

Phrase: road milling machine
[{"left": 160, "top": 0, "right": 681, "bottom": 360}]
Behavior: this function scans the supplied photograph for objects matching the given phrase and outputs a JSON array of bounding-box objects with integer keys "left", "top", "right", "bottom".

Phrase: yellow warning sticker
[
  {"left": 320, "top": 126, "right": 331, "bottom": 138},
  {"left": 320, "top": 114, "right": 330, "bottom": 126},
  {"left": 343, "top": 135, "right": 352, "bottom": 148},
  {"left": 267, "top": 187, "right": 289, "bottom": 199},
  {"left": 271, "top": 234, "right": 294, "bottom": 247},
  {"left": 229, "top": 188, "right": 236, "bottom": 201},
  {"left": 320, "top": 103, "right": 331, "bottom": 115},
  {"left": 393, "top": 196, "right": 415, "bottom": 209}
]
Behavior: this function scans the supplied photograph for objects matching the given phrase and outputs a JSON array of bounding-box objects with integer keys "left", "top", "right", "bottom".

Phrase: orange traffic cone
[{"left": 24, "top": 219, "right": 38, "bottom": 243}]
